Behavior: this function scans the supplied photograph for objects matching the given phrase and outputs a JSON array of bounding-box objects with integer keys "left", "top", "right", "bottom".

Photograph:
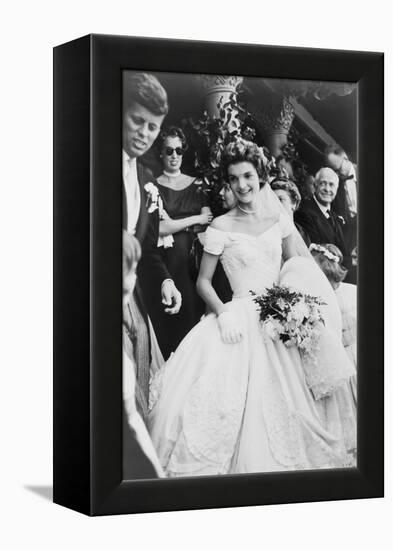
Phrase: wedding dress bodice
[{"left": 204, "top": 214, "right": 292, "bottom": 298}]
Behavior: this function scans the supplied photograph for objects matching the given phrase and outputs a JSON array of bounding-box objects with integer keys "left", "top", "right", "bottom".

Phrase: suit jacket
[
  {"left": 122, "top": 161, "right": 170, "bottom": 480},
  {"left": 295, "top": 197, "right": 351, "bottom": 269},
  {"left": 331, "top": 164, "right": 357, "bottom": 222},
  {"left": 123, "top": 161, "right": 171, "bottom": 291}
]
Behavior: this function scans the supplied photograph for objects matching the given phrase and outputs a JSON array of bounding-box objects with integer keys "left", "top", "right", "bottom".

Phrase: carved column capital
[
  {"left": 197, "top": 74, "right": 244, "bottom": 94},
  {"left": 251, "top": 96, "right": 295, "bottom": 157},
  {"left": 196, "top": 75, "right": 244, "bottom": 120},
  {"left": 257, "top": 96, "right": 295, "bottom": 135}
]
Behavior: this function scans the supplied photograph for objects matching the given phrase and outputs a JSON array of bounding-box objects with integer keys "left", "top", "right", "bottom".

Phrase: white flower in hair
[{"left": 309, "top": 243, "right": 340, "bottom": 263}]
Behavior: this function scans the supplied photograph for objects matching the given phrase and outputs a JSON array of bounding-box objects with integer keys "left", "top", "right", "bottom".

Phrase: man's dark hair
[{"left": 123, "top": 72, "right": 169, "bottom": 116}]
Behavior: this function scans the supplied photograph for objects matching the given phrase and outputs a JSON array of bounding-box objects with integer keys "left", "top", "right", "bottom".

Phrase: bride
[{"left": 149, "top": 139, "right": 356, "bottom": 477}]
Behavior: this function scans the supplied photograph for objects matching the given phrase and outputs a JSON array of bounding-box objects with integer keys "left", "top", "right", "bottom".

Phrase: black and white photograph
[
  {"left": 3, "top": 0, "right": 388, "bottom": 542},
  {"left": 122, "top": 70, "right": 359, "bottom": 480}
]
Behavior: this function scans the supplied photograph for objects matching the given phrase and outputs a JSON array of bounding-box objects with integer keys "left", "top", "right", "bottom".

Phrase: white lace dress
[{"left": 149, "top": 217, "right": 356, "bottom": 477}]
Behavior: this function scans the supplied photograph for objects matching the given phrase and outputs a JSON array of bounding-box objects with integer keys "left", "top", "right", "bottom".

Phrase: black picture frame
[{"left": 53, "top": 34, "right": 384, "bottom": 516}]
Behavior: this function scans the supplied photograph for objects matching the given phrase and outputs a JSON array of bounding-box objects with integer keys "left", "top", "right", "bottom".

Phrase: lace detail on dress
[
  {"left": 149, "top": 225, "right": 356, "bottom": 476},
  {"left": 164, "top": 347, "right": 249, "bottom": 475},
  {"left": 279, "top": 256, "right": 355, "bottom": 400},
  {"left": 315, "top": 384, "right": 357, "bottom": 467},
  {"left": 301, "top": 324, "right": 356, "bottom": 400},
  {"left": 218, "top": 227, "right": 283, "bottom": 298},
  {"left": 220, "top": 236, "right": 260, "bottom": 272},
  {"left": 261, "top": 345, "right": 344, "bottom": 469}
]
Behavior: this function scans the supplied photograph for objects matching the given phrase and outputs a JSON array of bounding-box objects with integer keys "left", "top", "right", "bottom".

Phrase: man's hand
[{"left": 161, "top": 279, "right": 182, "bottom": 315}]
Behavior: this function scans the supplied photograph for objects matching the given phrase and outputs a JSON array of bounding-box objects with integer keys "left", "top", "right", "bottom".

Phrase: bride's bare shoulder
[{"left": 210, "top": 212, "right": 235, "bottom": 232}]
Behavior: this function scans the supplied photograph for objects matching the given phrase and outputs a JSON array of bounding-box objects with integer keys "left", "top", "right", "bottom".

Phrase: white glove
[{"left": 217, "top": 310, "right": 243, "bottom": 344}]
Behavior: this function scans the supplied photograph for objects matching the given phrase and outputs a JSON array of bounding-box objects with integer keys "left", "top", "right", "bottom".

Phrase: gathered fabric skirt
[{"left": 149, "top": 295, "right": 356, "bottom": 477}]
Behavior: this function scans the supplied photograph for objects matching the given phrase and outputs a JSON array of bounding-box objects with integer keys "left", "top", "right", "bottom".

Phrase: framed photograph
[{"left": 53, "top": 34, "right": 383, "bottom": 516}]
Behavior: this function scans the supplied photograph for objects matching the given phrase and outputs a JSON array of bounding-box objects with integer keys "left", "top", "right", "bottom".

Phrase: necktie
[{"left": 326, "top": 210, "right": 335, "bottom": 228}]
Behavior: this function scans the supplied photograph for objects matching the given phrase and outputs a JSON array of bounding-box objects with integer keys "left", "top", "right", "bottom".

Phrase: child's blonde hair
[
  {"left": 310, "top": 243, "right": 348, "bottom": 284},
  {"left": 123, "top": 231, "right": 141, "bottom": 280}
]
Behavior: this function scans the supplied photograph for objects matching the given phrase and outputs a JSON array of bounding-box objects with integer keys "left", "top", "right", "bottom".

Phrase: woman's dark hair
[
  {"left": 158, "top": 126, "right": 188, "bottom": 150},
  {"left": 270, "top": 178, "right": 302, "bottom": 210},
  {"left": 310, "top": 243, "right": 348, "bottom": 284},
  {"left": 222, "top": 138, "right": 266, "bottom": 185},
  {"left": 123, "top": 72, "right": 168, "bottom": 116}
]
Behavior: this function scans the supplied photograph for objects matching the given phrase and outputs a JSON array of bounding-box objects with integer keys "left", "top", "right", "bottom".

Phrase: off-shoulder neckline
[{"left": 208, "top": 221, "right": 279, "bottom": 239}]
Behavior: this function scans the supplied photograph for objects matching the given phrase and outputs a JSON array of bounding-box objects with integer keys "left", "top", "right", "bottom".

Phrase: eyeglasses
[{"left": 165, "top": 147, "right": 184, "bottom": 156}]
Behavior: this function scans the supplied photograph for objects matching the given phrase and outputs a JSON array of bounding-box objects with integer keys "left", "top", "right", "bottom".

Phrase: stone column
[
  {"left": 257, "top": 96, "right": 295, "bottom": 158},
  {"left": 196, "top": 75, "right": 244, "bottom": 127}
]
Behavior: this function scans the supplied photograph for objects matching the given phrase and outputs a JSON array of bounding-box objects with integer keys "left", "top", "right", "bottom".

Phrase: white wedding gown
[{"left": 149, "top": 216, "right": 356, "bottom": 477}]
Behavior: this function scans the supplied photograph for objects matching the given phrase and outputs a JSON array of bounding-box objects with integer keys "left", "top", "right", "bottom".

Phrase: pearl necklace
[
  {"left": 163, "top": 170, "right": 181, "bottom": 179},
  {"left": 238, "top": 204, "right": 259, "bottom": 215}
]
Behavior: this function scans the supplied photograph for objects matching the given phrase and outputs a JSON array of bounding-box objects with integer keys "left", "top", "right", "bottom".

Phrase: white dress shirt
[
  {"left": 122, "top": 150, "right": 141, "bottom": 234},
  {"left": 313, "top": 195, "right": 331, "bottom": 219}
]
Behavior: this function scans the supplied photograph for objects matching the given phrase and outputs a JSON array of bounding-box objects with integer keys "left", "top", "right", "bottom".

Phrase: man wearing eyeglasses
[{"left": 122, "top": 72, "right": 182, "bottom": 421}]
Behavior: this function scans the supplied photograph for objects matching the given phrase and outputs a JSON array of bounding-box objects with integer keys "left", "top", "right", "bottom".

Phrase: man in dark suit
[
  {"left": 122, "top": 72, "right": 181, "bottom": 478},
  {"left": 295, "top": 167, "right": 351, "bottom": 271},
  {"left": 122, "top": 72, "right": 181, "bottom": 312},
  {"left": 324, "top": 145, "right": 357, "bottom": 222},
  {"left": 324, "top": 145, "right": 357, "bottom": 272}
]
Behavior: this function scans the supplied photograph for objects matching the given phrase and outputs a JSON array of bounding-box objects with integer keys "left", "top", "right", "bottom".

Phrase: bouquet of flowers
[{"left": 251, "top": 285, "right": 325, "bottom": 359}]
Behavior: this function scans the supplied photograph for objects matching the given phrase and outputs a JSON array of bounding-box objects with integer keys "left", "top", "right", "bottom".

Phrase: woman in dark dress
[{"left": 153, "top": 127, "right": 213, "bottom": 359}]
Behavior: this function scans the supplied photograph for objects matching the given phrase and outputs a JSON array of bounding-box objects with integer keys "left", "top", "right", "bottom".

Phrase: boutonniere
[
  {"left": 337, "top": 215, "right": 346, "bottom": 225},
  {"left": 144, "top": 182, "right": 160, "bottom": 214}
]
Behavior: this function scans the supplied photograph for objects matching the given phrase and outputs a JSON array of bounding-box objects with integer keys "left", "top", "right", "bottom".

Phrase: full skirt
[{"left": 149, "top": 293, "right": 356, "bottom": 477}]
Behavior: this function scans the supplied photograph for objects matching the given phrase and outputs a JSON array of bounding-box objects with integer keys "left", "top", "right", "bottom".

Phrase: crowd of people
[{"left": 121, "top": 72, "right": 358, "bottom": 479}]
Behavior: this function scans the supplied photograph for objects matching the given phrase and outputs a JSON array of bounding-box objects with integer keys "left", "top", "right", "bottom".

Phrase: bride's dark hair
[{"left": 222, "top": 138, "right": 266, "bottom": 186}]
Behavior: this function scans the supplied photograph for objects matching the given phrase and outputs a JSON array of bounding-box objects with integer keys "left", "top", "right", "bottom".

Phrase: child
[
  {"left": 122, "top": 231, "right": 164, "bottom": 477},
  {"left": 310, "top": 243, "right": 357, "bottom": 404}
]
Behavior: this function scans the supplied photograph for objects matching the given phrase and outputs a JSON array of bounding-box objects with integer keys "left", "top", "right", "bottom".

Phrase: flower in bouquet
[
  {"left": 263, "top": 317, "right": 283, "bottom": 341},
  {"left": 289, "top": 299, "right": 309, "bottom": 322},
  {"left": 284, "top": 336, "right": 297, "bottom": 348},
  {"left": 250, "top": 285, "right": 325, "bottom": 360}
]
